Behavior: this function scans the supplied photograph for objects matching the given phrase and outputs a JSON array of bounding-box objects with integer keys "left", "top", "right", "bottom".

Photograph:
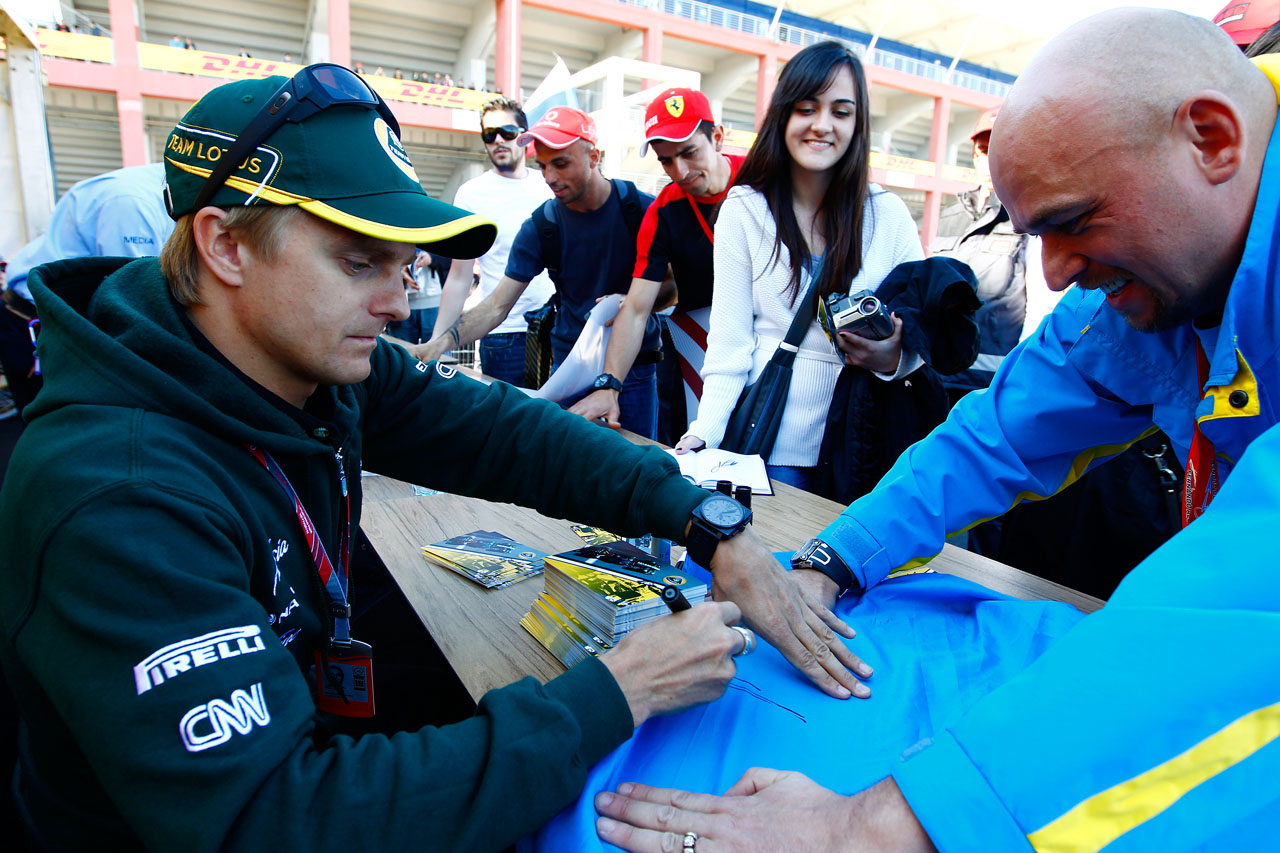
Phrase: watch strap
[
  {"left": 792, "top": 539, "right": 860, "bottom": 596},
  {"left": 685, "top": 522, "right": 721, "bottom": 568},
  {"left": 594, "top": 373, "right": 623, "bottom": 392}
]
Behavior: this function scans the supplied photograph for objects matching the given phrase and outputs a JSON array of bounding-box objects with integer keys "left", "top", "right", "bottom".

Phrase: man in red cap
[
  {"left": 416, "top": 106, "right": 665, "bottom": 438},
  {"left": 568, "top": 87, "right": 741, "bottom": 441}
]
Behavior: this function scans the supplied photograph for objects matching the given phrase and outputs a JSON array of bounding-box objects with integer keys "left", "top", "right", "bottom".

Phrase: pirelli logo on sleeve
[{"left": 134, "top": 625, "right": 267, "bottom": 695}]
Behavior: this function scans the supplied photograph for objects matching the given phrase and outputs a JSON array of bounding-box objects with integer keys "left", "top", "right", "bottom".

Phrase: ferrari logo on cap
[{"left": 665, "top": 96, "right": 684, "bottom": 118}]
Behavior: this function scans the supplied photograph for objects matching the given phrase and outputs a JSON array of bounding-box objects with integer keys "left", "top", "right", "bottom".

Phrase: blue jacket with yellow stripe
[
  {"left": 815, "top": 68, "right": 1280, "bottom": 851},
  {"left": 892, "top": 418, "right": 1280, "bottom": 850}
]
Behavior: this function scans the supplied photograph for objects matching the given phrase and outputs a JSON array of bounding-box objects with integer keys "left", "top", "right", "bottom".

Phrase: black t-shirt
[{"left": 632, "top": 153, "right": 743, "bottom": 314}]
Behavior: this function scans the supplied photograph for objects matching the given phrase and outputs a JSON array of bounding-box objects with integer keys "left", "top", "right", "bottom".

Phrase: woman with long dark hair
[{"left": 677, "top": 40, "right": 923, "bottom": 493}]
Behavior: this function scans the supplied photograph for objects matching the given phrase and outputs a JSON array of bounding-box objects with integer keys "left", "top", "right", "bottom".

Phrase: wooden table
[{"left": 360, "top": 469, "right": 1104, "bottom": 703}]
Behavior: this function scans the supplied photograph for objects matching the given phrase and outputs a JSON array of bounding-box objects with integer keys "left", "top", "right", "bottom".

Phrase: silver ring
[
  {"left": 730, "top": 625, "right": 756, "bottom": 657},
  {"left": 683, "top": 831, "right": 698, "bottom": 851}
]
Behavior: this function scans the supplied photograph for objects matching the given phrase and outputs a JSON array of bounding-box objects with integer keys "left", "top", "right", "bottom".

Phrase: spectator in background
[
  {"left": 678, "top": 41, "right": 923, "bottom": 492},
  {"left": 239, "top": 47, "right": 251, "bottom": 58},
  {"left": 444, "top": 73, "right": 455, "bottom": 87},
  {"left": 184, "top": 37, "right": 196, "bottom": 50},
  {"left": 168, "top": 35, "right": 183, "bottom": 48},
  {"left": 411, "top": 96, "right": 554, "bottom": 387},
  {"left": 434, "top": 72, "right": 444, "bottom": 85},
  {"left": 354, "top": 60, "right": 365, "bottom": 74},
  {"left": 0, "top": 163, "right": 173, "bottom": 415},
  {"left": 384, "top": 250, "right": 447, "bottom": 345},
  {"left": 929, "top": 107, "right": 1057, "bottom": 403},
  {"left": 394, "top": 68, "right": 404, "bottom": 80}
]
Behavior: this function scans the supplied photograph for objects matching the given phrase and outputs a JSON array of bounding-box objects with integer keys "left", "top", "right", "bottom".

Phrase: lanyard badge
[
  {"left": 247, "top": 444, "right": 376, "bottom": 717},
  {"left": 313, "top": 640, "right": 376, "bottom": 717}
]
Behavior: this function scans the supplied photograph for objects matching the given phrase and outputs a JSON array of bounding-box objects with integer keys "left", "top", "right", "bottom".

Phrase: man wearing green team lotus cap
[{"left": 0, "top": 66, "right": 868, "bottom": 851}]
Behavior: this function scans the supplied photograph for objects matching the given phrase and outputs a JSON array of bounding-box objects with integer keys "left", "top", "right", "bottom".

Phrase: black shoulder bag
[{"left": 720, "top": 261, "right": 823, "bottom": 457}]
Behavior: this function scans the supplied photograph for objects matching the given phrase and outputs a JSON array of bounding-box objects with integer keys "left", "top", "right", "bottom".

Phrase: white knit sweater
[{"left": 687, "top": 184, "right": 924, "bottom": 466}]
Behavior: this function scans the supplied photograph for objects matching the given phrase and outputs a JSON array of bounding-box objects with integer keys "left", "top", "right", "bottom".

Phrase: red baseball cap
[
  {"left": 1214, "top": 1, "right": 1280, "bottom": 46},
  {"left": 517, "top": 106, "right": 598, "bottom": 149},
  {"left": 641, "top": 88, "right": 715, "bottom": 156},
  {"left": 971, "top": 106, "right": 1000, "bottom": 141}
]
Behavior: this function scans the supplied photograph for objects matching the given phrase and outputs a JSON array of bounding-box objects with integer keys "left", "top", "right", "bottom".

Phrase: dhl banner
[
  {"left": 27, "top": 28, "right": 984, "bottom": 185},
  {"left": 32, "top": 30, "right": 491, "bottom": 113},
  {"left": 365, "top": 77, "right": 491, "bottom": 112},
  {"left": 136, "top": 44, "right": 302, "bottom": 80},
  {"left": 722, "top": 127, "right": 757, "bottom": 151},
  {"left": 872, "top": 152, "right": 936, "bottom": 177},
  {"left": 941, "top": 163, "right": 981, "bottom": 184},
  {"left": 34, "top": 28, "right": 113, "bottom": 63}
]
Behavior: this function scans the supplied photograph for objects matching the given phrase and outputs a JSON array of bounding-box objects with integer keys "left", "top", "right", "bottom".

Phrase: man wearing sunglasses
[
  {"left": 429, "top": 96, "right": 555, "bottom": 387},
  {"left": 0, "top": 66, "right": 866, "bottom": 851}
]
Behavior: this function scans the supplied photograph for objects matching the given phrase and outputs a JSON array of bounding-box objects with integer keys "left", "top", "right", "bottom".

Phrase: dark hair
[
  {"left": 480, "top": 96, "right": 529, "bottom": 131},
  {"left": 736, "top": 41, "right": 872, "bottom": 302},
  {"left": 1245, "top": 21, "right": 1280, "bottom": 57},
  {"left": 695, "top": 120, "right": 716, "bottom": 141}
]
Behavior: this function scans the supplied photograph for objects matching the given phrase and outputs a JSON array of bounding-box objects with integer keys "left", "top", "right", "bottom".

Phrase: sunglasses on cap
[
  {"left": 192, "top": 63, "right": 401, "bottom": 213},
  {"left": 480, "top": 125, "right": 524, "bottom": 144}
]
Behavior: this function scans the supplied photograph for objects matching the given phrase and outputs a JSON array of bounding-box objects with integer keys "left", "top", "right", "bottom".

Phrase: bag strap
[
  {"left": 533, "top": 198, "right": 562, "bottom": 278},
  {"left": 614, "top": 178, "right": 646, "bottom": 239},
  {"left": 780, "top": 258, "right": 825, "bottom": 349}
]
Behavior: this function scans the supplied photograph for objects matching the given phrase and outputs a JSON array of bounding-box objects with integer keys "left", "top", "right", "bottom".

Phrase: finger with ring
[
  {"left": 730, "top": 625, "right": 756, "bottom": 657},
  {"left": 683, "top": 831, "right": 698, "bottom": 850}
]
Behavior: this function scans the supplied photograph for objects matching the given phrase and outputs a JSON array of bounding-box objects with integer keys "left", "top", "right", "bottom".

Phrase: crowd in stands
[{"left": 3, "top": 8, "right": 1280, "bottom": 851}]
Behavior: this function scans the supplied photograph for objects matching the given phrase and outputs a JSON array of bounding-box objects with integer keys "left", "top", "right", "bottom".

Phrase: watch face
[
  {"left": 593, "top": 375, "right": 608, "bottom": 389},
  {"left": 700, "top": 494, "right": 746, "bottom": 526}
]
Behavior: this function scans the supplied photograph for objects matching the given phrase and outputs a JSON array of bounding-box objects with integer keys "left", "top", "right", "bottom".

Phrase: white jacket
[{"left": 688, "top": 184, "right": 924, "bottom": 466}]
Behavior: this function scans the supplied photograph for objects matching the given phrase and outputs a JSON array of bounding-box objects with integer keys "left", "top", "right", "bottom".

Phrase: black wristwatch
[
  {"left": 686, "top": 492, "right": 752, "bottom": 567},
  {"left": 791, "top": 538, "right": 860, "bottom": 597},
  {"left": 592, "top": 373, "right": 623, "bottom": 392}
]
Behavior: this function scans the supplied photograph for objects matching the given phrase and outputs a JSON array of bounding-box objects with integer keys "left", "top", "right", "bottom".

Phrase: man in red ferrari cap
[
  {"left": 416, "top": 106, "right": 664, "bottom": 438},
  {"left": 568, "top": 87, "right": 741, "bottom": 441}
]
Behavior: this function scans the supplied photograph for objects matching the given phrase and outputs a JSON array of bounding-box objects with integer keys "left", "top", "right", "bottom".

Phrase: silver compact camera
[{"left": 824, "top": 290, "right": 894, "bottom": 340}]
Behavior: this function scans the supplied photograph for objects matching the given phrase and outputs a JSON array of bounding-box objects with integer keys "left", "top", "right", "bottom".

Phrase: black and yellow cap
[{"left": 163, "top": 76, "right": 496, "bottom": 258}]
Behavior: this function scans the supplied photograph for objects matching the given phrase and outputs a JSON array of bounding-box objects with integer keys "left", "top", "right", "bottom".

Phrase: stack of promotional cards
[
  {"left": 421, "top": 530, "right": 547, "bottom": 589},
  {"left": 520, "top": 534, "right": 707, "bottom": 667}
]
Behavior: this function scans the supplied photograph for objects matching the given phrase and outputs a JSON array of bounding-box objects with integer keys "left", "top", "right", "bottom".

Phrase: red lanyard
[
  {"left": 246, "top": 444, "right": 353, "bottom": 642},
  {"left": 1183, "top": 339, "right": 1221, "bottom": 526},
  {"left": 687, "top": 195, "right": 714, "bottom": 243}
]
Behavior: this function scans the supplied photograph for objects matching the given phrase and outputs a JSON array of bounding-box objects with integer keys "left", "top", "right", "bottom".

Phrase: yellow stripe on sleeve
[{"left": 1029, "top": 699, "right": 1280, "bottom": 853}]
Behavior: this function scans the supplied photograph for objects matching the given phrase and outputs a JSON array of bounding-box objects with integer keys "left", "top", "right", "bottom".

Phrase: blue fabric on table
[{"left": 522, "top": 566, "right": 1086, "bottom": 852}]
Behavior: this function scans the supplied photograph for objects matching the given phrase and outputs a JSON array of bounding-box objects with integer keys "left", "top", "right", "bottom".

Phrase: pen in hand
[{"left": 661, "top": 584, "right": 691, "bottom": 613}]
